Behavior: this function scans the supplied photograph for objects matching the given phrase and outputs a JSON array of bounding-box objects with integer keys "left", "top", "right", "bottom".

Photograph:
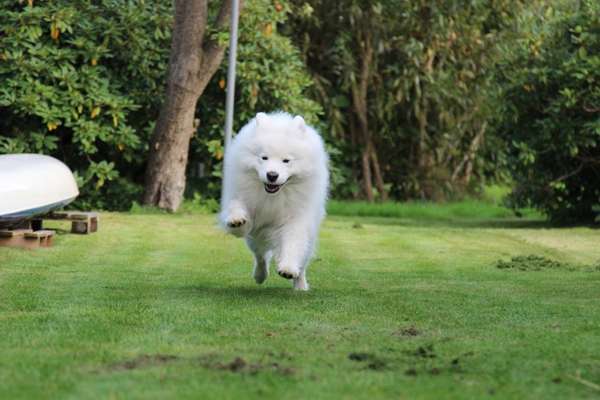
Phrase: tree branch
[
  {"left": 200, "top": 0, "right": 242, "bottom": 77},
  {"left": 549, "top": 164, "right": 584, "bottom": 186},
  {"left": 214, "top": 0, "right": 234, "bottom": 29},
  {"left": 175, "top": 0, "right": 208, "bottom": 55},
  {"left": 451, "top": 122, "right": 486, "bottom": 182}
]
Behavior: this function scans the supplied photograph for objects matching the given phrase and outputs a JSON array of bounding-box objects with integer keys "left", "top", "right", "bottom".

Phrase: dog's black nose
[{"left": 267, "top": 171, "right": 279, "bottom": 182}]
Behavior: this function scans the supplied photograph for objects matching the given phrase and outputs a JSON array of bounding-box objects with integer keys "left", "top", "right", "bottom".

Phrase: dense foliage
[
  {"left": 0, "top": 1, "right": 172, "bottom": 209},
  {"left": 286, "top": 0, "right": 528, "bottom": 201},
  {"left": 497, "top": 1, "right": 600, "bottom": 222}
]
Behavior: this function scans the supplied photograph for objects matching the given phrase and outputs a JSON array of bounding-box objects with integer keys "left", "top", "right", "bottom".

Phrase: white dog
[{"left": 219, "top": 112, "right": 329, "bottom": 290}]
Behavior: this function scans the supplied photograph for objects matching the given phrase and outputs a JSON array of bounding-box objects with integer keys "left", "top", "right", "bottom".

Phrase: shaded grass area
[
  {"left": 1, "top": 208, "right": 599, "bottom": 399},
  {"left": 326, "top": 199, "right": 541, "bottom": 223}
]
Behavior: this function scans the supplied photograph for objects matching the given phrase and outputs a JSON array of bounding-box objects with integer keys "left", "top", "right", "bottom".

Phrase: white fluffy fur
[{"left": 219, "top": 112, "right": 329, "bottom": 290}]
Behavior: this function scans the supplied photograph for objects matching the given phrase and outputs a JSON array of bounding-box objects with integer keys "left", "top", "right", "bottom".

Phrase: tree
[
  {"left": 143, "top": 0, "right": 235, "bottom": 211},
  {"left": 345, "top": 4, "right": 388, "bottom": 202},
  {"left": 294, "top": 1, "right": 389, "bottom": 201},
  {"left": 497, "top": 1, "right": 600, "bottom": 223},
  {"left": 288, "top": 0, "right": 527, "bottom": 201}
]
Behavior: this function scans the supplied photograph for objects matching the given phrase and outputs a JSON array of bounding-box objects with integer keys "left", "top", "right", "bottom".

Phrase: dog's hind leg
[
  {"left": 293, "top": 271, "right": 309, "bottom": 291},
  {"left": 291, "top": 235, "right": 316, "bottom": 291},
  {"left": 253, "top": 252, "right": 271, "bottom": 284},
  {"left": 247, "top": 238, "right": 270, "bottom": 284}
]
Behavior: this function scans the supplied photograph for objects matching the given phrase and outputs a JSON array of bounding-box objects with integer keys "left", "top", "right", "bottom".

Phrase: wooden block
[
  {"left": 45, "top": 211, "right": 70, "bottom": 220},
  {"left": 0, "top": 229, "right": 32, "bottom": 238},
  {"left": 42, "top": 211, "right": 99, "bottom": 234},
  {"left": 71, "top": 215, "right": 98, "bottom": 234},
  {"left": 0, "top": 230, "right": 15, "bottom": 238},
  {"left": 70, "top": 213, "right": 91, "bottom": 221},
  {"left": 71, "top": 220, "right": 90, "bottom": 234},
  {"left": 48, "top": 211, "right": 98, "bottom": 220},
  {"left": 0, "top": 229, "right": 53, "bottom": 249},
  {"left": 89, "top": 214, "right": 98, "bottom": 233},
  {"left": 24, "top": 230, "right": 55, "bottom": 239},
  {"left": 25, "top": 230, "right": 54, "bottom": 248}
]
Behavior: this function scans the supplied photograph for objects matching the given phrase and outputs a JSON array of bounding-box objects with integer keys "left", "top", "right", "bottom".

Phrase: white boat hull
[{"left": 0, "top": 154, "right": 79, "bottom": 225}]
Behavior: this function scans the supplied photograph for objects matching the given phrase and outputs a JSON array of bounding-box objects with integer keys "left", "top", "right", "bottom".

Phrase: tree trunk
[
  {"left": 351, "top": 29, "right": 379, "bottom": 202},
  {"left": 369, "top": 140, "right": 388, "bottom": 201},
  {"left": 348, "top": 115, "right": 361, "bottom": 199},
  {"left": 144, "top": 0, "right": 233, "bottom": 211},
  {"left": 451, "top": 122, "right": 487, "bottom": 185},
  {"left": 361, "top": 147, "right": 374, "bottom": 202},
  {"left": 415, "top": 95, "right": 434, "bottom": 199}
]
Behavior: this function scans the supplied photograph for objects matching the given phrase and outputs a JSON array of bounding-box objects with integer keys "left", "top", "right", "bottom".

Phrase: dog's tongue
[{"left": 265, "top": 183, "right": 280, "bottom": 193}]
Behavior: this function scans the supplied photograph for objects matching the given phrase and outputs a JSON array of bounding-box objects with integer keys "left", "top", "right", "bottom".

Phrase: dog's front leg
[
  {"left": 220, "top": 199, "right": 252, "bottom": 237},
  {"left": 276, "top": 222, "right": 310, "bottom": 289}
]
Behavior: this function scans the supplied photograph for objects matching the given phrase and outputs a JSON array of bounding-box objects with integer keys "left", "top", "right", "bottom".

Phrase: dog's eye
[
  {"left": 261, "top": 156, "right": 268, "bottom": 160},
  {"left": 282, "top": 159, "right": 290, "bottom": 163}
]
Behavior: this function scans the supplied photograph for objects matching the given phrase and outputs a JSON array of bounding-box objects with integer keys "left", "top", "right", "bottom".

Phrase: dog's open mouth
[{"left": 264, "top": 183, "right": 282, "bottom": 194}]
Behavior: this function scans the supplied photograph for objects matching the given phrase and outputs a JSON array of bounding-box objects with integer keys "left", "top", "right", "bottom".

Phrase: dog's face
[{"left": 248, "top": 113, "right": 313, "bottom": 195}]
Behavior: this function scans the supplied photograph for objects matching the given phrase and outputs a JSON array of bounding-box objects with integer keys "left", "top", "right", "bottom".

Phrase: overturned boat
[{"left": 0, "top": 154, "right": 79, "bottom": 228}]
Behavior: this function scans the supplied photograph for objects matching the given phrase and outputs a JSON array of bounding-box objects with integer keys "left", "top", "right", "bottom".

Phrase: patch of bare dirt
[
  {"left": 107, "top": 354, "right": 179, "bottom": 371},
  {"left": 101, "top": 352, "right": 295, "bottom": 376},
  {"left": 348, "top": 352, "right": 387, "bottom": 371},
  {"left": 409, "top": 344, "right": 436, "bottom": 359},
  {"left": 202, "top": 356, "right": 295, "bottom": 376},
  {"left": 394, "top": 326, "right": 421, "bottom": 337},
  {"left": 403, "top": 347, "right": 474, "bottom": 377}
]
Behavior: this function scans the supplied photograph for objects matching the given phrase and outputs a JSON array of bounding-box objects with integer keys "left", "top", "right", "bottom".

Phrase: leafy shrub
[
  {"left": 497, "top": 2, "right": 600, "bottom": 223},
  {"left": 0, "top": 0, "right": 172, "bottom": 209}
]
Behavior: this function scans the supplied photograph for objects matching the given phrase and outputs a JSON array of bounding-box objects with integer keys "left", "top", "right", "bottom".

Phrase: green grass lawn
[{"left": 1, "top": 203, "right": 599, "bottom": 399}]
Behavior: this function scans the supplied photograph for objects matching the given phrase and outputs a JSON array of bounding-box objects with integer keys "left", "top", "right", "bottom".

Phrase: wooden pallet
[
  {"left": 0, "top": 211, "right": 98, "bottom": 249},
  {"left": 39, "top": 211, "right": 99, "bottom": 234},
  {"left": 0, "top": 229, "right": 55, "bottom": 249}
]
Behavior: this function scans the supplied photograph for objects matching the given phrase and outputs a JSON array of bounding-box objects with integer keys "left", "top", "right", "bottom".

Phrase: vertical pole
[{"left": 224, "top": 0, "right": 240, "bottom": 149}]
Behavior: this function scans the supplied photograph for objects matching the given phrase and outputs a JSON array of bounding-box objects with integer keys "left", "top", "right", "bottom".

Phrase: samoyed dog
[{"left": 219, "top": 112, "right": 329, "bottom": 290}]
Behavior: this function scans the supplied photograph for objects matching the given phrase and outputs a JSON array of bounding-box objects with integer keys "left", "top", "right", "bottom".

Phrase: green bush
[
  {"left": 497, "top": 1, "right": 600, "bottom": 222},
  {"left": 0, "top": 0, "right": 172, "bottom": 209}
]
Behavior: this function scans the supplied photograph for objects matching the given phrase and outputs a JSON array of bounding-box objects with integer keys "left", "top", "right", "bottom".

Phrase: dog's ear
[
  {"left": 292, "top": 115, "right": 306, "bottom": 133},
  {"left": 256, "top": 112, "right": 269, "bottom": 127}
]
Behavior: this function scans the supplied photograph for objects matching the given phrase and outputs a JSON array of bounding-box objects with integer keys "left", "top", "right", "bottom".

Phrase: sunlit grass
[{"left": 0, "top": 204, "right": 598, "bottom": 399}]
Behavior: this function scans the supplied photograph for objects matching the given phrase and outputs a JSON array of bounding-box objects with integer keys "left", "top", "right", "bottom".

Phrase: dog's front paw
[
  {"left": 227, "top": 217, "right": 247, "bottom": 228},
  {"left": 223, "top": 209, "right": 249, "bottom": 237},
  {"left": 277, "top": 265, "right": 300, "bottom": 280}
]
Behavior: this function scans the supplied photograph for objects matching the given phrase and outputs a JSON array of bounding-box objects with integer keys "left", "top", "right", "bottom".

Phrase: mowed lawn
[{"left": 1, "top": 207, "right": 600, "bottom": 399}]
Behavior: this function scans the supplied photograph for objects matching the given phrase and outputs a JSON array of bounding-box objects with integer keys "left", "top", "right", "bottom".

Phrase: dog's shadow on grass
[{"left": 173, "top": 284, "right": 319, "bottom": 302}]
